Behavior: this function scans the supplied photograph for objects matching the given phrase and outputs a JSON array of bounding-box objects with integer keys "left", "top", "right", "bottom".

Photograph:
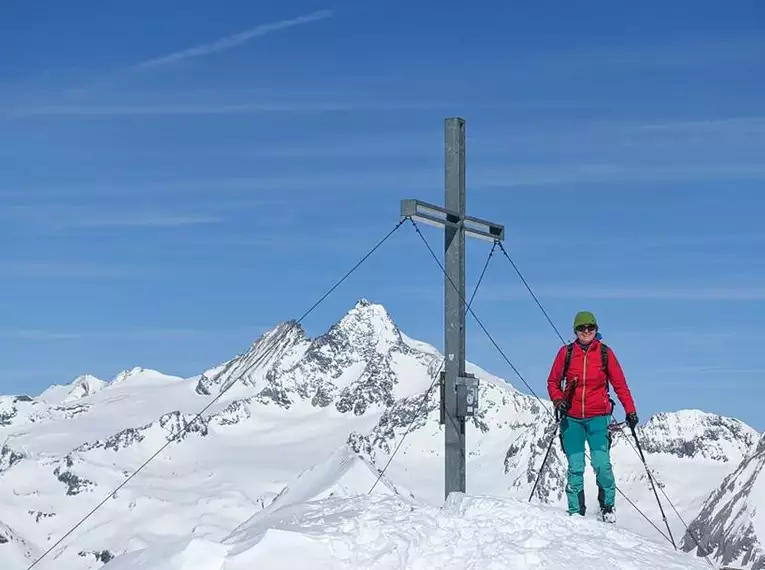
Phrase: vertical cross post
[
  {"left": 400, "top": 117, "right": 505, "bottom": 501},
  {"left": 443, "top": 117, "right": 467, "bottom": 497}
]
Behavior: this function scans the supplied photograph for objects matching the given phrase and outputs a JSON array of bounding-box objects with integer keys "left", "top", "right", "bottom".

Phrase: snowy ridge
[
  {"left": 681, "top": 434, "right": 765, "bottom": 570},
  {"left": 0, "top": 393, "right": 92, "bottom": 432},
  {"left": 1, "top": 442, "right": 26, "bottom": 473},
  {"left": 197, "top": 299, "right": 440, "bottom": 414},
  {"left": 109, "top": 367, "right": 184, "bottom": 387},
  {"left": 0, "top": 520, "right": 40, "bottom": 568},
  {"left": 237, "top": 438, "right": 410, "bottom": 529},
  {"left": 105, "top": 493, "right": 711, "bottom": 570},
  {"left": 194, "top": 320, "right": 309, "bottom": 396},
  {"left": 38, "top": 374, "right": 107, "bottom": 404},
  {"left": 0, "top": 395, "right": 37, "bottom": 427},
  {"left": 636, "top": 410, "right": 759, "bottom": 462},
  {"left": 0, "top": 298, "right": 760, "bottom": 569}
]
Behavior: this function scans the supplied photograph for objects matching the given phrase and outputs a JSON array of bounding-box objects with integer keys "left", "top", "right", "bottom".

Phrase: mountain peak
[
  {"left": 637, "top": 409, "right": 759, "bottom": 462},
  {"left": 330, "top": 298, "right": 402, "bottom": 353},
  {"left": 109, "top": 367, "right": 184, "bottom": 387},
  {"left": 194, "top": 319, "right": 308, "bottom": 395},
  {"left": 36, "top": 374, "right": 106, "bottom": 404}
]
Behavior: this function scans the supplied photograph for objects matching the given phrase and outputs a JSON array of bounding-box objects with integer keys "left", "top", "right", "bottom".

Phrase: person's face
[{"left": 575, "top": 324, "right": 597, "bottom": 343}]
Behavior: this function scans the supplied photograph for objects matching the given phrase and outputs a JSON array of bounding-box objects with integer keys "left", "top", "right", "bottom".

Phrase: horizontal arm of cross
[{"left": 400, "top": 198, "right": 505, "bottom": 242}]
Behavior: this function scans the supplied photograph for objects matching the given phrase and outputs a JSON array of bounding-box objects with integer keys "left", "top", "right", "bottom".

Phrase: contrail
[{"left": 134, "top": 9, "right": 333, "bottom": 69}]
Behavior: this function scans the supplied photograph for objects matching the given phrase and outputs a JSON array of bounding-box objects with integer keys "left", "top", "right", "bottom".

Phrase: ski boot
[{"left": 599, "top": 505, "right": 616, "bottom": 524}]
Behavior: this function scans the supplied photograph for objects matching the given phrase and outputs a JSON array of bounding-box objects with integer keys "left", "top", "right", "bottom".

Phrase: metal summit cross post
[{"left": 401, "top": 117, "right": 505, "bottom": 500}]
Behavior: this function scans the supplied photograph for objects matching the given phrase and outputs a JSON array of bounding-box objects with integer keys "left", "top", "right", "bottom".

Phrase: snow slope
[
  {"left": 0, "top": 298, "right": 759, "bottom": 569},
  {"left": 0, "top": 520, "right": 40, "bottom": 568},
  {"left": 104, "top": 493, "right": 711, "bottom": 570},
  {"left": 681, "top": 433, "right": 765, "bottom": 569}
]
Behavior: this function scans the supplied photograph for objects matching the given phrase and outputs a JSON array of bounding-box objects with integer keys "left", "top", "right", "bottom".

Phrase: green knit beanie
[{"left": 573, "top": 311, "right": 598, "bottom": 330}]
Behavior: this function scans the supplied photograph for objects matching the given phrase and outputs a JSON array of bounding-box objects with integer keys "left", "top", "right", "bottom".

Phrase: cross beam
[
  {"left": 401, "top": 117, "right": 505, "bottom": 501},
  {"left": 400, "top": 199, "right": 504, "bottom": 242}
]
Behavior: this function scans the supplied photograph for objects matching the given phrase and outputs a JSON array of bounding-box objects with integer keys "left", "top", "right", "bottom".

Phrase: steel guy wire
[
  {"left": 495, "top": 241, "right": 567, "bottom": 345},
  {"left": 368, "top": 240, "right": 499, "bottom": 494},
  {"left": 25, "top": 217, "right": 409, "bottom": 570},
  {"left": 495, "top": 239, "right": 708, "bottom": 558},
  {"left": 408, "top": 218, "right": 675, "bottom": 547}
]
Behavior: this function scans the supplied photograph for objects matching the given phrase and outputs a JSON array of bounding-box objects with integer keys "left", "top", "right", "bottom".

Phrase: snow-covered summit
[
  {"left": 37, "top": 374, "right": 106, "bottom": 404},
  {"left": 636, "top": 409, "right": 759, "bottom": 462},
  {"left": 195, "top": 298, "right": 438, "bottom": 414},
  {"left": 328, "top": 297, "right": 403, "bottom": 353},
  {"left": 105, "top": 493, "right": 711, "bottom": 570},
  {"left": 36, "top": 368, "right": 183, "bottom": 407},
  {"left": 109, "top": 367, "right": 184, "bottom": 387}
]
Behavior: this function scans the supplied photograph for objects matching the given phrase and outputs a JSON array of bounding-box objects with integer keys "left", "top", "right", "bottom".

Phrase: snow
[
  {"left": 0, "top": 521, "right": 40, "bottom": 568},
  {"left": 37, "top": 374, "right": 107, "bottom": 404},
  {"left": 680, "top": 434, "right": 765, "bottom": 569},
  {"left": 109, "top": 367, "right": 185, "bottom": 387},
  {"left": 336, "top": 298, "right": 403, "bottom": 354},
  {"left": 0, "top": 298, "right": 760, "bottom": 570},
  {"left": 104, "top": 493, "right": 711, "bottom": 570}
]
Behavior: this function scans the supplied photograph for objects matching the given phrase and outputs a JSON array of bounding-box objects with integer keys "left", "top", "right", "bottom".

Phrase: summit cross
[{"left": 401, "top": 117, "right": 505, "bottom": 500}]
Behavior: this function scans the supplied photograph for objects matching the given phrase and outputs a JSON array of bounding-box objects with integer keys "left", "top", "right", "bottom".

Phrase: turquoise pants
[{"left": 560, "top": 414, "right": 614, "bottom": 515}]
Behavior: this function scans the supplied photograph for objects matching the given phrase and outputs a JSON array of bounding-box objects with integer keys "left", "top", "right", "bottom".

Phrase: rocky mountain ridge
[{"left": 681, "top": 433, "right": 765, "bottom": 569}]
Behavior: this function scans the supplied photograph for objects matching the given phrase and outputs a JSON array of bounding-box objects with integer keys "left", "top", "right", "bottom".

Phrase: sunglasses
[{"left": 576, "top": 324, "right": 597, "bottom": 333}]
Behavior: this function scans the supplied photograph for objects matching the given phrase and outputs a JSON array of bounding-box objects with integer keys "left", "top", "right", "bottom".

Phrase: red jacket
[{"left": 547, "top": 339, "right": 636, "bottom": 419}]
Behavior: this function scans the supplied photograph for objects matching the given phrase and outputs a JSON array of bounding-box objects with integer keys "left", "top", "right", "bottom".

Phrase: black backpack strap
[
  {"left": 601, "top": 342, "right": 615, "bottom": 414},
  {"left": 601, "top": 342, "right": 609, "bottom": 380},
  {"left": 562, "top": 342, "right": 574, "bottom": 382}
]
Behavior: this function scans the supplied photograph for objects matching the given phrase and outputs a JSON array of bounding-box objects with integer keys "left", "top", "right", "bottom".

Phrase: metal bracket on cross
[
  {"left": 456, "top": 373, "right": 479, "bottom": 418},
  {"left": 440, "top": 371, "right": 479, "bottom": 424}
]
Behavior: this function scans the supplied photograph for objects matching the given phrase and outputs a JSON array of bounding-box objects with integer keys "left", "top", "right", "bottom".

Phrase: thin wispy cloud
[
  {"left": 474, "top": 163, "right": 765, "bottom": 188},
  {"left": 0, "top": 9, "right": 335, "bottom": 120},
  {"left": 4, "top": 206, "right": 223, "bottom": 229},
  {"left": 115, "top": 326, "right": 271, "bottom": 340},
  {"left": 205, "top": 231, "right": 412, "bottom": 253},
  {"left": 0, "top": 170, "right": 440, "bottom": 200},
  {"left": 0, "top": 330, "right": 83, "bottom": 340},
  {"left": 0, "top": 327, "right": 271, "bottom": 342},
  {"left": 77, "top": 213, "right": 222, "bottom": 228},
  {"left": 638, "top": 116, "right": 765, "bottom": 133},
  {"left": 483, "top": 285, "right": 765, "bottom": 302},
  {"left": 0, "top": 262, "right": 155, "bottom": 279},
  {"left": 8, "top": 99, "right": 449, "bottom": 119},
  {"left": 534, "top": 35, "right": 765, "bottom": 73},
  {"left": 133, "top": 9, "right": 333, "bottom": 69}
]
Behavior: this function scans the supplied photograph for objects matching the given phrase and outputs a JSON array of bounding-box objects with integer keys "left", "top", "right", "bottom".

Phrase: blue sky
[{"left": 2, "top": 0, "right": 764, "bottom": 430}]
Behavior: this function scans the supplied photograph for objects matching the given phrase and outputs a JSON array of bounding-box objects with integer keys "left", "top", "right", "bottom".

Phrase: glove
[
  {"left": 626, "top": 412, "right": 638, "bottom": 428},
  {"left": 554, "top": 399, "right": 569, "bottom": 418}
]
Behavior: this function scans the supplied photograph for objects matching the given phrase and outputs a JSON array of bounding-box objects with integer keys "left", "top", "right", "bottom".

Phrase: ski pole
[
  {"left": 528, "top": 416, "right": 561, "bottom": 502},
  {"left": 629, "top": 424, "right": 677, "bottom": 549},
  {"left": 528, "top": 378, "right": 576, "bottom": 502}
]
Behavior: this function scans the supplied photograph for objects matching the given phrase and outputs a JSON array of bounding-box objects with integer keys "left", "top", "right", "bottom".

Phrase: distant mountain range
[{"left": 1, "top": 299, "right": 761, "bottom": 569}]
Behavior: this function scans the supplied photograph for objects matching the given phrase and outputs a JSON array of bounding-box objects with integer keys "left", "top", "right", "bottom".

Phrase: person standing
[{"left": 546, "top": 311, "right": 639, "bottom": 522}]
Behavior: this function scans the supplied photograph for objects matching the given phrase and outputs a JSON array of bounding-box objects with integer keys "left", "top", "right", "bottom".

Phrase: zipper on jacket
[{"left": 582, "top": 346, "right": 588, "bottom": 417}]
